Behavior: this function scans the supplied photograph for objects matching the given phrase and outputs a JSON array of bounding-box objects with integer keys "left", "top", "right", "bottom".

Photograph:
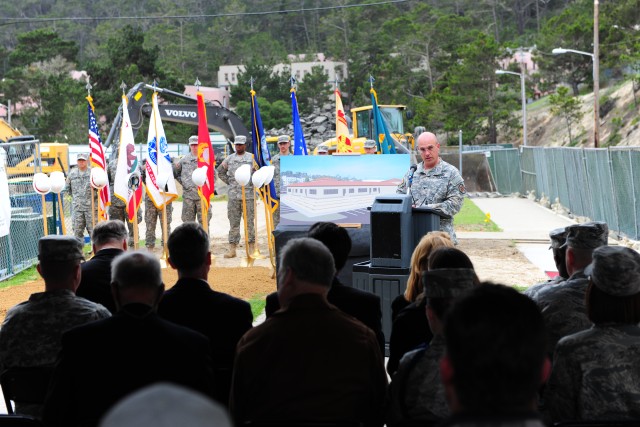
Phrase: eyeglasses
[{"left": 418, "top": 145, "right": 438, "bottom": 153}]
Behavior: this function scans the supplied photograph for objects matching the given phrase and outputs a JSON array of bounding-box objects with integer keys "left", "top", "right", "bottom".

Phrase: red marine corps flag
[{"left": 196, "top": 90, "right": 215, "bottom": 222}]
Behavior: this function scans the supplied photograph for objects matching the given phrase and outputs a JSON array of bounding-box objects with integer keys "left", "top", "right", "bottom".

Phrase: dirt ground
[{"left": 0, "top": 238, "right": 545, "bottom": 323}]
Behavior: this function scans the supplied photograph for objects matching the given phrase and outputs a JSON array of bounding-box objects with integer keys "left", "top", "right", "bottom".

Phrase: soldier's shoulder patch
[{"left": 458, "top": 183, "right": 466, "bottom": 194}]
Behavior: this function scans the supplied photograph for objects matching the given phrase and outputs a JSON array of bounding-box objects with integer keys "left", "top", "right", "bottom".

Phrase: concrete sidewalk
[{"left": 459, "top": 196, "right": 577, "bottom": 277}]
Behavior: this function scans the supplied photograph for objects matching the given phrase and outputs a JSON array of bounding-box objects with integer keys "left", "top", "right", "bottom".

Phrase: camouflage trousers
[
  {"left": 228, "top": 198, "right": 255, "bottom": 244},
  {"left": 145, "top": 199, "right": 173, "bottom": 249},
  {"left": 72, "top": 210, "right": 94, "bottom": 241},
  {"left": 182, "top": 198, "right": 212, "bottom": 229},
  {"left": 108, "top": 204, "right": 142, "bottom": 247}
]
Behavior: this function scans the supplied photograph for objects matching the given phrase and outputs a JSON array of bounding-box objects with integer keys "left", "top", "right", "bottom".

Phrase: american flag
[{"left": 87, "top": 96, "right": 110, "bottom": 220}]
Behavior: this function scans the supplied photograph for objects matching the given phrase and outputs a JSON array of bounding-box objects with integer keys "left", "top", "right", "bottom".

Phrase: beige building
[{"left": 218, "top": 53, "right": 347, "bottom": 88}]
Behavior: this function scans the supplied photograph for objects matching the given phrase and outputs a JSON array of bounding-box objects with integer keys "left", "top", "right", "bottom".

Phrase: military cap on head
[
  {"left": 188, "top": 136, "right": 198, "bottom": 145},
  {"left": 77, "top": 153, "right": 88, "bottom": 161},
  {"left": 585, "top": 246, "right": 640, "bottom": 297},
  {"left": 316, "top": 145, "right": 329, "bottom": 153},
  {"left": 364, "top": 139, "right": 377, "bottom": 149},
  {"left": 38, "top": 235, "right": 84, "bottom": 262},
  {"left": 549, "top": 227, "right": 569, "bottom": 250},
  {"left": 563, "top": 221, "right": 608, "bottom": 249},
  {"left": 422, "top": 268, "right": 476, "bottom": 298},
  {"left": 277, "top": 135, "right": 291, "bottom": 144}
]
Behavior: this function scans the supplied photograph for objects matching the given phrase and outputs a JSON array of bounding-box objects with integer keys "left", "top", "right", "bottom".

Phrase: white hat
[{"left": 99, "top": 383, "right": 232, "bottom": 427}]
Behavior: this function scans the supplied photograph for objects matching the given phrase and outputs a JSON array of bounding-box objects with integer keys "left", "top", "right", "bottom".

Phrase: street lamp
[
  {"left": 495, "top": 69, "right": 527, "bottom": 147},
  {"left": 552, "top": 45, "right": 599, "bottom": 147}
]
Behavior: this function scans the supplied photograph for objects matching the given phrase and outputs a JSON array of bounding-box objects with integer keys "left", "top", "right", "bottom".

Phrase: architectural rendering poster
[{"left": 279, "top": 154, "right": 410, "bottom": 225}]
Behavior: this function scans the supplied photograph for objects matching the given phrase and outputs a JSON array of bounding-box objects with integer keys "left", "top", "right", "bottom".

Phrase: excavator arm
[{"left": 104, "top": 82, "right": 251, "bottom": 153}]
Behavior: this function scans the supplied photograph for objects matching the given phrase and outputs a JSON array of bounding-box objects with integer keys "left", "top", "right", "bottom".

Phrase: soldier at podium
[{"left": 396, "top": 131, "right": 465, "bottom": 243}]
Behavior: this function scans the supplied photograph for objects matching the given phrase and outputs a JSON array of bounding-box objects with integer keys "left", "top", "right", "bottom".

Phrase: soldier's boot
[{"left": 224, "top": 243, "right": 237, "bottom": 258}]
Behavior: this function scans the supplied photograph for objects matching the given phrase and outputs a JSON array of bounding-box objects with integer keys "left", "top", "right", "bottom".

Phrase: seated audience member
[
  {"left": 545, "top": 246, "right": 640, "bottom": 422},
  {"left": 100, "top": 383, "right": 232, "bottom": 427},
  {"left": 391, "top": 231, "right": 454, "bottom": 319},
  {"left": 524, "top": 227, "right": 569, "bottom": 299},
  {"left": 231, "top": 238, "right": 387, "bottom": 427},
  {"left": 159, "top": 222, "right": 253, "bottom": 404},
  {"left": 532, "top": 221, "right": 608, "bottom": 354},
  {"left": 76, "top": 220, "right": 128, "bottom": 313},
  {"left": 440, "top": 284, "right": 550, "bottom": 427},
  {"left": 266, "top": 222, "right": 384, "bottom": 353},
  {"left": 387, "top": 244, "right": 467, "bottom": 376},
  {"left": 0, "top": 235, "right": 111, "bottom": 418},
  {"left": 43, "top": 251, "right": 215, "bottom": 427},
  {"left": 387, "top": 262, "right": 477, "bottom": 425}
]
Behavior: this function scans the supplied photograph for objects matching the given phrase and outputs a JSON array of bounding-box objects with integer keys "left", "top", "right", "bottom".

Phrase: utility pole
[{"left": 593, "top": 0, "right": 600, "bottom": 148}]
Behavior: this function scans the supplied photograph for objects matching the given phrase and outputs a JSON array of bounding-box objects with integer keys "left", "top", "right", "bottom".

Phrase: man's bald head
[{"left": 417, "top": 132, "right": 441, "bottom": 169}]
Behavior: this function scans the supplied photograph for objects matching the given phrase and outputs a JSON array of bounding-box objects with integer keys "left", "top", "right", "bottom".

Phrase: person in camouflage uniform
[
  {"left": 141, "top": 159, "right": 174, "bottom": 250},
  {"left": 65, "top": 153, "right": 97, "bottom": 241},
  {"left": 524, "top": 227, "right": 570, "bottom": 300},
  {"left": 174, "top": 136, "right": 211, "bottom": 229},
  {"left": 441, "top": 284, "right": 549, "bottom": 427},
  {"left": 363, "top": 139, "right": 377, "bottom": 154},
  {"left": 532, "top": 221, "right": 608, "bottom": 356},
  {"left": 271, "top": 134, "right": 291, "bottom": 227},
  {"left": 545, "top": 246, "right": 640, "bottom": 422},
  {"left": 107, "top": 155, "right": 142, "bottom": 247},
  {"left": 387, "top": 268, "right": 477, "bottom": 426},
  {"left": 216, "top": 135, "right": 255, "bottom": 258},
  {"left": 396, "top": 132, "right": 465, "bottom": 244},
  {"left": 0, "top": 235, "right": 111, "bottom": 418}
]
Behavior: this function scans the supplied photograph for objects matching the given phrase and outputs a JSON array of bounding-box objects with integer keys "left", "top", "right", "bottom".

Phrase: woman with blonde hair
[
  {"left": 392, "top": 231, "right": 454, "bottom": 318},
  {"left": 387, "top": 231, "right": 454, "bottom": 375}
]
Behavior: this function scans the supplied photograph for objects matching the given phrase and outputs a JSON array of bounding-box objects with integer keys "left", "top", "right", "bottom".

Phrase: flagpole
[{"left": 161, "top": 204, "right": 169, "bottom": 261}]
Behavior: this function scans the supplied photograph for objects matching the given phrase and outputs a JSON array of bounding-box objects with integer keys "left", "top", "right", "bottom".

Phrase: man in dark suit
[
  {"left": 266, "top": 222, "right": 384, "bottom": 352},
  {"left": 76, "top": 220, "right": 128, "bottom": 313},
  {"left": 159, "top": 222, "right": 253, "bottom": 404},
  {"left": 43, "top": 251, "right": 216, "bottom": 427}
]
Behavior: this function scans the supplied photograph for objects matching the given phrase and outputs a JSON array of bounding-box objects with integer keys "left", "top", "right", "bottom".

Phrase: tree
[
  {"left": 230, "top": 60, "right": 290, "bottom": 106},
  {"left": 549, "top": 86, "right": 584, "bottom": 144},
  {"left": 8, "top": 29, "right": 78, "bottom": 69},
  {"left": 297, "top": 65, "right": 331, "bottom": 114}
]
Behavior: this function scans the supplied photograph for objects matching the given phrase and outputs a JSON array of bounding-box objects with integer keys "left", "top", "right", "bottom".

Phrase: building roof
[{"left": 289, "top": 178, "right": 401, "bottom": 188}]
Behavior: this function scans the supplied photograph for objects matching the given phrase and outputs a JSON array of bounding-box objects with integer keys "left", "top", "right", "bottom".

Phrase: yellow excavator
[
  {"left": 314, "top": 104, "right": 414, "bottom": 154},
  {"left": 0, "top": 118, "right": 69, "bottom": 177}
]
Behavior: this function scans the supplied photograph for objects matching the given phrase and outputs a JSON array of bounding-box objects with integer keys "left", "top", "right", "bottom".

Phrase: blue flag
[
  {"left": 370, "top": 88, "right": 396, "bottom": 154},
  {"left": 291, "top": 89, "right": 308, "bottom": 155},
  {"left": 250, "top": 90, "right": 279, "bottom": 212}
]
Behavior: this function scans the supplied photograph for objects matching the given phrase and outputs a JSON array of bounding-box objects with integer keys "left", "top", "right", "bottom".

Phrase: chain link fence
[{"left": 0, "top": 140, "right": 74, "bottom": 281}]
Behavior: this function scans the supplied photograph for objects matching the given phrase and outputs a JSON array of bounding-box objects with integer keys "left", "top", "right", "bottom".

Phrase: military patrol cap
[
  {"left": 562, "top": 221, "right": 608, "bottom": 249},
  {"left": 277, "top": 135, "right": 290, "bottom": 144},
  {"left": 549, "top": 227, "right": 569, "bottom": 250},
  {"left": 422, "top": 268, "right": 476, "bottom": 298},
  {"left": 188, "top": 136, "right": 198, "bottom": 145},
  {"left": 234, "top": 135, "right": 247, "bottom": 145},
  {"left": 585, "top": 246, "right": 640, "bottom": 297},
  {"left": 77, "top": 153, "right": 88, "bottom": 161},
  {"left": 316, "top": 145, "right": 329, "bottom": 154},
  {"left": 38, "top": 235, "right": 84, "bottom": 262},
  {"left": 364, "top": 139, "right": 377, "bottom": 149}
]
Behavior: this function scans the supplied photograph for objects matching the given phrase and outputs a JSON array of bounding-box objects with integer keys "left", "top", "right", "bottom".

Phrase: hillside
[{"left": 517, "top": 80, "right": 640, "bottom": 148}]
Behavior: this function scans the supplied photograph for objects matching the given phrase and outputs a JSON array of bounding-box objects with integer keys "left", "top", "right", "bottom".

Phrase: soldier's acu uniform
[
  {"left": 0, "top": 236, "right": 111, "bottom": 418},
  {"left": 270, "top": 138, "right": 290, "bottom": 227},
  {"left": 532, "top": 222, "right": 608, "bottom": 355},
  {"left": 545, "top": 246, "right": 640, "bottom": 422},
  {"left": 387, "top": 269, "right": 476, "bottom": 425},
  {"left": 174, "top": 141, "right": 212, "bottom": 226},
  {"left": 524, "top": 227, "right": 569, "bottom": 300},
  {"left": 142, "top": 161, "right": 174, "bottom": 249},
  {"left": 396, "top": 159, "right": 465, "bottom": 244},
  {"left": 65, "top": 153, "right": 97, "bottom": 240},
  {"left": 107, "top": 157, "right": 142, "bottom": 247},
  {"left": 216, "top": 150, "right": 255, "bottom": 244}
]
